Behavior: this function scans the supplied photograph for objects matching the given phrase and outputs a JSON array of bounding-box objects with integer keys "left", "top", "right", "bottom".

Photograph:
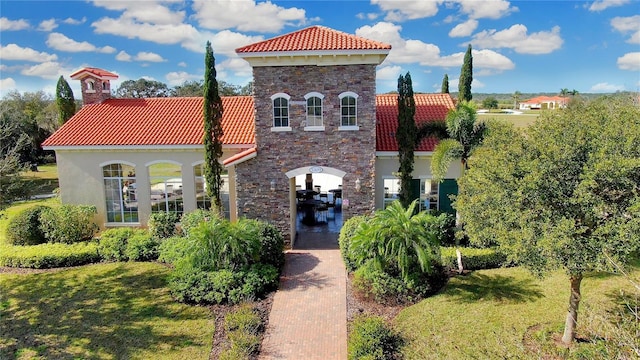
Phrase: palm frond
[
  {"left": 416, "top": 120, "right": 448, "bottom": 142},
  {"left": 431, "top": 139, "right": 464, "bottom": 181}
]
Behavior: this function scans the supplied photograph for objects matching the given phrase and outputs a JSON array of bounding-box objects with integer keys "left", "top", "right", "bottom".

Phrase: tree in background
[
  {"left": 174, "top": 80, "right": 203, "bottom": 97},
  {"left": 0, "top": 120, "right": 32, "bottom": 213},
  {"left": 481, "top": 97, "right": 498, "bottom": 109},
  {"left": 203, "top": 41, "right": 224, "bottom": 211},
  {"left": 116, "top": 79, "right": 174, "bottom": 98},
  {"left": 512, "top": 90, "right": 522, "bottom": 109},
  {"left": 396, "top": 72, "right": 417, "bottom": 208},
  {"left": 441, "top": 74, "right": 449, "bottom": 94},
  {"left": 173, "top": 80, "right": 253, "bottom": 97},
  {"left": 455, "top": 96, "right": 640, "bottom": 344},
  {"left": 431, "top": 101, "right": 486, "bottom": 181},
  {"left": 55, "top": 76, "right": 75, "bottom": 125},
  {"left": 458, "top": 45, "right": 473, "bottom": 102}
]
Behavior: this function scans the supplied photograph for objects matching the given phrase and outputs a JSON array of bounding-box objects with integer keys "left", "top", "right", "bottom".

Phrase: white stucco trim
[
  {"left": 145, "top": 159, "right": 182, "bottom": 167},
  {"left": 338, "top": 126, "right": 359, "bottom": 131},
  {"left": 304, "top": 126, "right": 325, "bottom": 131},
  {"left": 42, "top": 144, "right": 252, "bottom": 151},
  {"left": 238, "top": 50, "right": 389, "bottom": 67},
  {"left": 375, "top": 151, "right": 434, "bottom": 157},
  {"left": 271, "top": 126, "right": 292, "bottom": 132},
  {"left": 285, "top": 166, "right": 346, "bottom": 179},
  {"left": 191, "top": 160, "right": 205, "bottom": 167},
  {"left": 98, "top": 160, "right": 136, "bottom": 168}
]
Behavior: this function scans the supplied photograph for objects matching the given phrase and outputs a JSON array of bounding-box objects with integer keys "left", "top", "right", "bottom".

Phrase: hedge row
[
  {"left": 0, "top": 242, "right": 101, "bottom": 268},
  {"left": 441, "top": 247, "right": 509, "bottom": 270}
]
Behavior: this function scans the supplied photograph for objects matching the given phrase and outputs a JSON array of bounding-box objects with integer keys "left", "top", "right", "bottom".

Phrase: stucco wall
[
  {"left": 236, "top": 64, "right": 378, "bottom": 243},
  {"left": 54, "top": 149, "right": 238, "bottom": 227}
]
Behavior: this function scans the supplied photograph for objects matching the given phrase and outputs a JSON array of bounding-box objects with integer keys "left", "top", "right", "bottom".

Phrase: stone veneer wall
[
  {"left": 235, "top": 64, "right": 378, "bottom": 243},
  {"left": 79, "top": 75, "right": 112, "bottom": 105}
]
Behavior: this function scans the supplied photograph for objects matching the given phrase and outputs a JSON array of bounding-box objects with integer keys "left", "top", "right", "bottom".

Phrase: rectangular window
[
  {"left": 306, "top": 96, "right": 323, "bottom": 127},
  {"left": 382, "top": 178, "right": 439, "bottom": 212},
  {"left": 103, "top": 163, "right": 138, "bottom": 223},
  {"left": 273, "top": 97, "right": 289, "bottom": 127},
  {"left": 149, "top": 163, "right": 184, "bottom": 216},
  {"left": 341, "top": 96, "right": 357, "bottom": 126}
]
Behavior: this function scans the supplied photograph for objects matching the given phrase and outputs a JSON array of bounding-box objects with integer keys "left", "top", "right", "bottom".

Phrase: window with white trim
[
  {"left": 149, "top": 162, "right": 184, "bottom": 216},
  {"left": 304, "top": 92, "right": 324, "bottom": 127},
  {"left": 339, "top": 92, "right": 358, "bottom": 128},
  {"left": 103, "top": 163, "right": 138, "bottom": 223},
  {"left": 271, "top": 93, "right": 290, "bottom": 128},
  {"left": 86, "top": 79, "right": 95, "bottom": 92},
  {"left": 419, "top": 178, "right": 439, "bottom": 212}
]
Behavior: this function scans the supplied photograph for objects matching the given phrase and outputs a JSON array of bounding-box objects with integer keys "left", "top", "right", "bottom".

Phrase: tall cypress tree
[
  {"left": 396, "top": 72, "right": 417, "bottom": 209},
  {"left": 55, "top": 76, "right": 75, "bottom": 125},
  {"left": 458, "top": 44, "right": 473, "bottom": 102},
  {"left": 441, "top": 73, "right": 449, "bottom": 94},
  {"left": 203, "top": 41, "right": 224, "bottom": 211}
]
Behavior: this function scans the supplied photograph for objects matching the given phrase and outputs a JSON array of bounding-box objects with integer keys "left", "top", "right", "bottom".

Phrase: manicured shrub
[
  {"left": 0, "top": 242, "right": 100, "bottom": 268},
  {"left": 348, "top": 315, "right": 402, "bottom": 360},
  {"left": 179, "top": 209, "right": 216, "bottom": 237},
  {"left": 339, "top": 214, "right": 370, "bottom": 272},
  {"left": 148, "top": 212, "right": 180, "bottom": 239},
  {"left": 39, "top": 204, "right": 98, "bottom": 244},
  {"left": 441, "top": 247, "right": 509, "bottom": 270},
  {"left": 352, "top": 260, "right": 409, "bottom": 304},
  {"left": 423, "top": 211, "right": 460, "bottom": 246},
  {"left": 5, "top": 205, "right": 50, "bottom": 246},
  {"left": 125, "top": 231, "right": 159, "bottom": 261},
  {"left": 220, "top": 304, "right": 262, "bottom": 360},
  {"left": 254, "top": 220, "right": 285, "bottom": 270},
  {"left": 157, "top": 236, "right": 190, "bottom": 265},
  {"left": 98, "top": 228, "right": 136, "bottom": 261}
]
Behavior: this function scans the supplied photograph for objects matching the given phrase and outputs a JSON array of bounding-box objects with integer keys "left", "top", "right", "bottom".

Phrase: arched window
[
  {"left": 102, "top": 163, "right": 138, "bottom": 223},
  {"left": 304, "top": 92, "right": 324, "bottom": 127},
  {"left": 102, "top": 82, "right": 108, "bottom": 91},
  {"left": 339, "top": 92, "right": 358, "bottom": 128},
  {"left": 86, "top": 79, "right": 95, "bottom": 91},
  {"left": 148, "top": 162, "right": 184, "bottom": 216},
  {"left": 271, "top": 93, "right": 290, "bottom": 128}
]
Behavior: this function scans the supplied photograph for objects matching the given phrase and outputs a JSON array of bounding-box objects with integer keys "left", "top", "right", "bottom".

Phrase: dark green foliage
[
  {"left": 148, "top": 212, "right": 180, "bottom": 239},
  {"left": 203, "top": 41, "right": 224, "bottom": 210},
  {"left": 179, "top": 208, "right": 216, "bottom": 237},
  {"left": 348, "top": 315, "right": 403, "bottom": 360},
  {"left": 5, "top": 205, "right": 50, "bottom": 245},
  {"left": 396, "top": 72, "right": 417, "bottom": 208},
  {"left": 482, "top": 96, "right": 498, "bottom": 109},
  {"left": 220, "top": 304, "right": 263, "bottom": 359},
  {"left": 440, "top": 247, "right": 508, "bottom": 270},
  {"left": 339, "top": 215, "right": 371, "bottom": 271},
  {"left": 353, "top": 260, "right": 409, "bottom": 304},
  {"left": 0, "top": 242, "right": 101, "bottom": 268},
  {"left": 441, "top": 73, "right": 449, "bottom": 94},
  {"left": 253, "top": 220, "right": 285, "bottom": 270},
  {"left": 169, "top": 264, "right": 278, "bottom": 305},
  {"left": 157, "top": 236, "right": 190, "bottom": 264},
  {"left": 422, "top": 211, "right": 457, "bottom": 246},
  {"left": 115, "top": 78, "right": 173, "bottom": 98},
  {"left": 458, "top": 44, "right": 473, "bottom": 102},
  {"left": 125, "top": 231, "right": 159, "bottom": 261},
  {"left": 98, "top": 227, "right": 135, "bottom": 261},
  {"left": 55, "top": 76, "right": 75, "bottom": 125},
  {"left": 39, "top": 204, "right": 98, "bottom": 244}
]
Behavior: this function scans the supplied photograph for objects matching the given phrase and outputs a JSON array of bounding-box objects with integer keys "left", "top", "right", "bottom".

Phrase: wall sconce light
[
  {"left": 355, "top": 178, "right": 361, "bottom": 192},
  {"left": 270, "top": 180, "right": 276, "bottom": 192}
]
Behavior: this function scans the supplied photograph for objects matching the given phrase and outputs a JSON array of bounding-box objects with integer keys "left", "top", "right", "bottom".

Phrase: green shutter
[{"left": 439, "top": 179, "right": 458, "bottom": 215}]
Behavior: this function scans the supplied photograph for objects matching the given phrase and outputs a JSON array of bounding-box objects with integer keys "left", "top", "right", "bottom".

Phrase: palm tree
[
  {"left": 430, "top": 101, "right": 487, "bottom": 181},
  {"left": 559, "top": 88, "right": 569, "bottom": 97},
  {"left": 512, "top": 90, "right": 522, "bottom": 110}
]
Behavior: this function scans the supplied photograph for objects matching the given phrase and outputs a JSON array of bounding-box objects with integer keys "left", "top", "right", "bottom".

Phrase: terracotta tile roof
[
  {"left": 376, "top": 93, "right": 456, "bottom": 152},
  {"left": 521, "top": 95, "right": 568, "bottom": 104},
  {"left": 236, "top": 25, "right": 391, "bottom": 53},
  {"left": 70, "top": 67, "right": 119, "bottom": 80},
  {"left": 42, "top": 96, "right": 255, "bottom": 147}
]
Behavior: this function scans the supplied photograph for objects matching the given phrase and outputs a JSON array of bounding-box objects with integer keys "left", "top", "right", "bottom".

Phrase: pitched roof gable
[
  {"left": 235, "top": 25, "right": 391, "bottom": 54},
  {"left": 70, "top": 67, "right": 119, "bottom": 80},
  {"left": 376, "top": 93, "right": 456, "bottom": 152},
  {"left": 42, "top": 96, "right": 254, "bottom": 148}
]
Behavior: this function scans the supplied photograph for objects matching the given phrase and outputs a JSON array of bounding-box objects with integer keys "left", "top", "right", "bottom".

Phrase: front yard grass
[
  {"left": 0, "top": 262, "right": 214, "bottom": 360},
  {"left": 394, "top": 264, "right": 640, "bottom": 359}
]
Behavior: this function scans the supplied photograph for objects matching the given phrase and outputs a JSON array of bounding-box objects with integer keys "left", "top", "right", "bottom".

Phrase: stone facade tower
[
  {"left": 70, "top": 67, "right": 119, "bottom": 106},
  {"left": 234, "top": 26, "right": 391, "bottom": 244}
]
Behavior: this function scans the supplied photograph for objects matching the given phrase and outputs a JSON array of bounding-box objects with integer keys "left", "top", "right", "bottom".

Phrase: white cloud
[
  {"left": 46, "top": 33, "right": 115, "bottom": 53},
  {"left": 0, "top": 17, "right": 29, "bottom": 31},
  {"left": 588, "top": 0, "right": 630, "bottom": 12},
  {"left": 456, "top": 0, "right": 515, "bottom": 19},
  {"left": 589, "top": 82, "right": 625, "bottom": 92},
  {"left": 165, "top": 71, "right": 201, "bottom": 86},
  {"left": 207, "top": 30, "right": 265, "bottom": 56},
  {"left": 116, "top": 50, "right": 132, "bottom": 62},
  {"left": 134, "top": 51, "right": 166, "bottom": 62},
  {"left": 449, "top": 19, "right": 478, "bottom": 37},
  {"left": 0, "top": 78, "right": 17, "bottom": 90},
  {"left": 0, "top": 44, "right": 58, "bottom": 62},
  {"left": 372, "top": 0, "right": 442, "bottom": 21},
  {"left": 192, "top": 0, "right": 308, "bottom": 32},
  {"left": 472, "top": 24, "right": 563, "bottom": 54},
  {"left": 38, "top": 19, "right": 58, "bottom": 32},
  {"left": 617, "top": 52, "right": 640, "bottom": 70},
  {"left": 178, "top": 62, "right": 187, "bottom": 67},
  {"left": 376, "top": 65, "right": 403, "bottom": 81},
  {"left": 356, "top": 12, "right": 379, "bottom": 21},
  {"left": 92, "top": 0, "right": 186, "bottom": 25},
  {"left": 92, "top": 16, "right": 201, "bottom": 46},
  {"left": 357, "top": 22, "right": 514, "bottom": 73},
  {"left": 21, "top": 61, "right": 70, "bottom": 80},
  {"left": 218, "top": 57, "right": 253, "bottom": 78},
  {"left": 611, "top": 15, "right": 640, "bottom": 44},
  {"left": 63, "top": 17, "right": 87, "bottom": 25}
]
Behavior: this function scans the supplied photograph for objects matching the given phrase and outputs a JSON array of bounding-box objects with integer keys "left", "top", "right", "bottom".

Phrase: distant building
[{"left": 519, "top": 96, "right": 568, "bottom": 110}]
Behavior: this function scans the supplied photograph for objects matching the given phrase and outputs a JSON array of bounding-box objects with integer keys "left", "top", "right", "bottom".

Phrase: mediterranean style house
[
  {"left": 519, "top": 95, "right": 568, "bottom": 110},
  {"left": 42, "top": 26, "right": 460, "bottom": 245}
]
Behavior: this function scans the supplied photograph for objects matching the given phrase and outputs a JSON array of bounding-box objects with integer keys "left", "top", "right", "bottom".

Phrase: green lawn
[
  {"left": 394, "top": 264, "right": 639, "bottom": 359},
  {"left": 478, "top": 112, "right": 539, "bottom": 128},
  {"left": 0, "top": 262, "right": 214, "bottom": 360},
  {"left": 20, "top": 164, "right": 59, "bottom": 195}
]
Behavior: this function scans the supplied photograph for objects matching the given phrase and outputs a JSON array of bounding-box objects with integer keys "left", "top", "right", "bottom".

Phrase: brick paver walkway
[{"left": 259, "top": 232, "right": 347, "bottom": 360}]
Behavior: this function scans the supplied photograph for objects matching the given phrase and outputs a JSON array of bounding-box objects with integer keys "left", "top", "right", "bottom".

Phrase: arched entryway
[{"left": 285, "top": 166, "right": 346, "bottom": 248}]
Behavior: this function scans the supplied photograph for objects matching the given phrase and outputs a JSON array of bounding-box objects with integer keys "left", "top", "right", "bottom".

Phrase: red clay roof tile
[
  {"left": 70, "top": 67, "right": 119, "bottom": 80},
  {"left": 42, "top": 96, "right": 255, "bottom": 147},
  {"left": 236, "top": 25, "right": 391, "bottom": 53}
]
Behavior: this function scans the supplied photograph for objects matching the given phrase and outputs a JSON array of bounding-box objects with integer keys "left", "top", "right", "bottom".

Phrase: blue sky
[{"left": 1, "top": 0, "right": 639, "bottom": 98}]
